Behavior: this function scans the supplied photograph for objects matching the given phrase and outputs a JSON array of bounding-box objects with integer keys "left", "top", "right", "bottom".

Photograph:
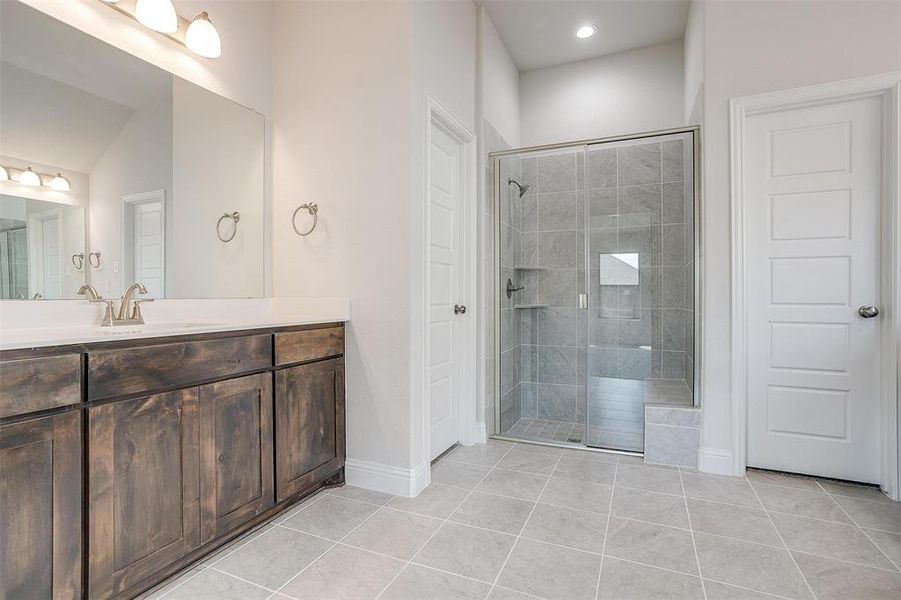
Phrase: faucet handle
[
  {"left": 97, "top": 299, "right": 116, "bottom": 327},
  {"left": 131, "top": 298, "right": 154, "bottom": 320}
]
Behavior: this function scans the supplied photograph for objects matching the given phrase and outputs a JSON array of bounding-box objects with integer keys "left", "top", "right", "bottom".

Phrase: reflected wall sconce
[
  {"left": 0, "top": 164, "right": 70, "bottom": 193},
  {"left": 97, "top": 0, "right": 221, "bottom": 59}
]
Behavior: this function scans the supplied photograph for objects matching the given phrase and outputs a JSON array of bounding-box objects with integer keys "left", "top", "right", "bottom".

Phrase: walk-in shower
[{"left": 492, "top": 128, "right": 699, "bottom": 453}]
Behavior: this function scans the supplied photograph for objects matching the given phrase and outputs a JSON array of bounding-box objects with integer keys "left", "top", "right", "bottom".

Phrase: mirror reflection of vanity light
[
  {"left": 0, "top": 166, "right": 7, "bottom": 181},
  {"left": 18, "top": 167, "right": 41, "bottom": 187}
]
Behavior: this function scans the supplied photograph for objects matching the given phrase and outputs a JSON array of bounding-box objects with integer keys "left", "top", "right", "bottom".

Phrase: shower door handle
[{"left": 579, "top": 294, "right": 588, "bottom": 309}]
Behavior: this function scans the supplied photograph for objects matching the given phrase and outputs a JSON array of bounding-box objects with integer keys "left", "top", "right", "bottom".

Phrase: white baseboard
[
  {"left": 698, "top": 447, "right": 737, "bottom": 476},
  {"left": 345, "top": 458, "right": 430, "bottom": 498}
]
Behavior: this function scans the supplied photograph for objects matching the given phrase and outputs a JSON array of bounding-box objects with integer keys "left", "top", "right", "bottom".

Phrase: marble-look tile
[
  {"left": 769, "top": 512, "right": 894, "bottom": 569},
  {"left": 865, "top": 529, "right": 901, "bottom": 567},
  {"left": 430, "top": 460, "right": 491, "bottom": 489},
  {"left": 329, "top": 485, "right": 394, "bottom": 507},
  {"left": 554, "top": 454, "right": 617, "bottom": 485},
  {"left": 520, "top": 232, "right": 538, "bottom": 266},
  {"left": 446, "top": 441, "right": 513, "bottom": 467},
  {"left": 644, "top": 423, "right": 698, "bottom": 468},
  {"left": 537, "top": 346, "right": 585, "bottom": 385},
  {"left": 279, "top": 544, "right": 404, "bottom": 600},
  {"left": 645, "top": 405, "right": 700, "bottom": 428},
  {"left": 686, "top": 498, "right": 781, "bottom": 546},
  {"left": 538, "top": 230, "right": 583, "bottom": 268},
  {"left": 615, "top": 464, "right": 683, "bottom": 495},
  {"left": 661, "top": 182, "right": 684, "bottom": 224},
  {"left": 660, "top": 307, "right": 685, "bottom": 351},
  {"left": 414, "top": 522, "right": 516, "bottom": 582},
  {"left": 754, "top": 483, "right": 850, "bottom": 524},
  {"left": 832, "top": 496, "right": 901, "bottom": 533},
  {"left": 589, "top": 188, "right": 618, "bottom": 228},
  {"left": 702, "top": 580, "right": 777, "bottom": 600},
  {"left": 618, "top": 143, "right": 661, "bottom": 186},
  {"left": 611, "top": 487, "right": 690, "bottom": 529},
  {"left": 476, "top": 468, "right": 549, "bottom": 501},
  {"left": 540, "top": 476, "right": 612, "bottom": 514},
  {"left": 281, "top": 495, "right": 379, "bottom": 541},
  {"left": 450, "top": 491, "right": 535, "bottom": 535},
  {"left": 616, "top": 347, "right": 652, "bottom": 380},
  {"left": 694, "top": 533, "right": 812, "bottom": 599},
  {"left": 538, "top": 191, "right": 580, "bottom": 231},
  {"left": 682, "top": 473, "right": 760, "bottom": 508},
  {"left": 497, "top": 448, "right": 560, "bottom": 475},
  {"left": 662, "top": 139, "right": 684, "bottom": 183},
  {"left": 521, "top": 195, "right": 537, "bottom": 232},
  {"left": 342, "top": 508, "right": 442, "bottom": 560},
  {"left": 793, "top": 551, "right": 901, "bottom": 600},
  {"left": 618, "top": 185, "right": 661, "bottom": 226},
  {"left": 661, "top": 266, "right": 685, "bottom": 309},
  {"left": 661, "top": 223, "right": 685, "bottom": 267},
  {"left": 381, "top": 564, "right": 490, "bottom": 600},
  {"left": 588, "top": 147, "right": 617, "bottom": 188},
  {"left": 387, "top": 483, "right": 469, "bottom": 518},
  {"left": 535, "top": 384, "right": 577, "bottom": 423},
  {"left": 538, "top": 307, "right": 587, "bottom": 347},
  {"left": 538, "top": 153, "right": 577, "bottom": 193},
  {"left": 817, "top": 479, "right": 894, "bottom": 503},
  {"left": 488, "top": 586, "right": 535, "bottom": 600},
  {"left": 588, "top": 347, "right": 619, "bottom": 378},
  {"left": 605, "top": 517, "right": 698, "bottom": 575},
  {"left": 538, "top": 268, "right": 583, "bottom": 308},
  {"left": 521, "top": 502, "right": 608, "bottom": 553},
  {"left": 599, "top": 558, "right": 704, "bottom": 600},
  {"left": 497, "top": 538, "right": 601, "bottom": 600},
  {"left": 162, "top": 569, "right": 270, "bottom": 600}
]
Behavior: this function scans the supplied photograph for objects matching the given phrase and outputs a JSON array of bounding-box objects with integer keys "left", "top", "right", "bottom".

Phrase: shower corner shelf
[
  {"left": 513, "top": 265, "right": 548, "bottom": 271},
  {"left": 513, "top": 304, "right": 548, "bottom": 309}
]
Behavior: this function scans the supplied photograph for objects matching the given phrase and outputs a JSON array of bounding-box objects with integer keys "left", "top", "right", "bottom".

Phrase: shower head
[{"left": 508, "top": 178, "right": 531, "bottom": 197}]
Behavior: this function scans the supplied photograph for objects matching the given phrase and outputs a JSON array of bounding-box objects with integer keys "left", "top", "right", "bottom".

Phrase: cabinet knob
[{"left": 217, "top": 454, "right": 225, "bottom": 463}]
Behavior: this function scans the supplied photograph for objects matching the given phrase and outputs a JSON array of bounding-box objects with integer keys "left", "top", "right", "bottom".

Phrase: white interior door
[
  {"left": 429, "top": 122, "right": 464, "bottom": 459},
  {"left": 40, "top": 215, "right": 61, "bottom": 299},
  {"left": 744, "top": 95, "right": 883, "bottom": 483},
  {"left": 133, "top": 200, "right": 164, "bottom": 297}
]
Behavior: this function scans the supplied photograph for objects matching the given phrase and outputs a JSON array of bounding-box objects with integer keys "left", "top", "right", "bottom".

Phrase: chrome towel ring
[
  {"left": 72, "top": 252, "right": 85, "bottom": 271},
  {"left": 217, "top": 211, "right": 240, "bottom": 242},
  {"left": 292, "top": 203, "right": 319, "bottom": 236},
  {"left": 88, "top": 251, "right": 102, "bottom": 269}
]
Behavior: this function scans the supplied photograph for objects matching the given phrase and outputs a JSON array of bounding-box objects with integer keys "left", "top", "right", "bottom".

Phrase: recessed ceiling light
[{"left": 575, "top": 24, "right": 597, "bottom": 39}]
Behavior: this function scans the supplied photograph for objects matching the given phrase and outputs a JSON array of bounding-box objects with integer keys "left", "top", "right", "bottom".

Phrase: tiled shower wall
[
  {"left": 498, "top": 155, "right": 523, "bottom": 432},
  {"left": 585, "top": 137, "right": 694, "bottom": 395}
]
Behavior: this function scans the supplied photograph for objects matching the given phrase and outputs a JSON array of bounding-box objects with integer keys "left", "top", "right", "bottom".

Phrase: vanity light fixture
[
  {"left": 135, "top": 0, "right": 178, "bottom": 34},
  {"left": 0, "top": 165, "right": 8, "bottom": 181},
  {"left": 575, "top": 24, "right": 597, "bottom": 39},
  {"left": 18, "top": 167, "right": 41, "bottom": 187},
  {"left": 186, "top": 12, "right": 221, "bottom": 59},
  {"left": 49, "top": 173, "right": 71, "bottom": 192}
]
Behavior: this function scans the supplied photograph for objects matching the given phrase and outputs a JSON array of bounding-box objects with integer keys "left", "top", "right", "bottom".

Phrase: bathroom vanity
[{"left": 0, "top": 320, "right": 346, "bottom": 599}]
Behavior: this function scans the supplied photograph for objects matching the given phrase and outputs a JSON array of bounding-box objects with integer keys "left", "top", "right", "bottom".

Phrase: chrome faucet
[{"left": 78, "top": 282, "right": 153, "bottom": 326}]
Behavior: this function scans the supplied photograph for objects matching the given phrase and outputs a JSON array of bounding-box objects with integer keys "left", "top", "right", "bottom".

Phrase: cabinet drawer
[
  {"left": 88, "top": 335, "right": 272, "bottom": 401},
  {"left": 275, "top": 326, "right": 343, "bottom": 366},
  {"left": 0, "top": 354, "right": 81, "bottom": 419}
]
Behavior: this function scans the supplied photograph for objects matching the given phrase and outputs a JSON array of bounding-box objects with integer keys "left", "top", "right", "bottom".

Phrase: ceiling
[{"left": 480, "top": 0, "right": 690, "bottom": 71}]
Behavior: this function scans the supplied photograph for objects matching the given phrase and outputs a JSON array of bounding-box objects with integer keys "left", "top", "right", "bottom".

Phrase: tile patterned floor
[{"left": 141, "top": 441, "right": 901, "bottom": 600}]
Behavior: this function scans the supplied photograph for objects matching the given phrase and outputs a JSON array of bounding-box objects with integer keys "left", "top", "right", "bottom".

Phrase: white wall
[
  {"left": 683, "top": 0, "right": 704, "bottom": 125},
  {"left": 171, "top": 78, "right": 265, "bottom": 298},
  {"left": 479, "top": 7, "right": 519, "bottom": 149},
  {"left": 519, "top": 41, "right": 684, "bottom": 146},
  {"left": 699, "top": 0, "right": 901, "bottom": 469},
  {"left": 89, "top": 93, "right": 173, "bottom": 298}
]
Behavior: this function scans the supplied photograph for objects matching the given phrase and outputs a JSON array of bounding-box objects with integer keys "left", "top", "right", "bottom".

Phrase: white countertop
[{"left": 0, "top": 297, "right": 350, "bottom": 351}]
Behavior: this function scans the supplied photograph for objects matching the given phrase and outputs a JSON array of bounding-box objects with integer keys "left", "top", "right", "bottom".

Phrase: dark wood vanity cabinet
[
  {"left": 0, "top": 322, "right": 345, "bottom": 600},
  {"left": 275, "top": 358, "right": 346, "bottom": 500},
  {"left": 87, "top": 388, "right": 202, "bottom": 598},
  {"left": 0, "top": 410, "right": 82, "bottom": 600}
]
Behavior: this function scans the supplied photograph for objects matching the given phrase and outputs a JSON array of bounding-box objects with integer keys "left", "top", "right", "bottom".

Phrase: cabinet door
[
  {"left": 1, "top": 411, "right": 82, "bottom": 600},
  {"left": 198, "top": 373, "right": 274, "bottom": 543},
  {"left": 275, "top": 358, "right": 345, "bottom": 501},
  {"left": 88, "top": 388, "right": 200, "bottom": 599}
]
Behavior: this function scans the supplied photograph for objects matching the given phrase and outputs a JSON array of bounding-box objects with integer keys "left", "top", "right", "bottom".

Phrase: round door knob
[
  {"left": 454, "top": 304, "right": 467, "bottom": 315},
  {"left": 858, "top": 305, "right": 880, "bottom": 318}
]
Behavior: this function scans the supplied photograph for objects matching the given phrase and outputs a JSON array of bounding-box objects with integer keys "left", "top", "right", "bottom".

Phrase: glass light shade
[
  {"left": 135, "top": 0, "right": 178, "bottom": 34},
  {"left": 575, "top": 25, "right": 597, "bottom": 39},
  {"left": 49, "top": 173, "right": 70, "bottom": 192},
  {"left": 19, "top": 167, "right": 41, "bottom": 187},
  {"left": 0, "top": 165, "right": 8, "bottom": 181},
  {"left": 186, "top": 12, "right": 221, "bottom": 58}
]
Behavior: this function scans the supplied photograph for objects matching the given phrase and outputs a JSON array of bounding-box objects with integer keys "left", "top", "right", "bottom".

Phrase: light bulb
[
  {"left": 135, "top": 0, "right": 178, "bottom": 34},
  {"left": 575, "top": 25, "right": 597, "bottom": 39},
  {"left": 186, "top": 11, "right": 221, "bottom": 58},
  {"left": 19, "top": 167, "right": 41, "bottom": 187},
  {"left": 49, "top": 173, "right": 70, "bottom": 192},
  {"left": 0, "top": 165, "right": 8, "bottom": 181}
]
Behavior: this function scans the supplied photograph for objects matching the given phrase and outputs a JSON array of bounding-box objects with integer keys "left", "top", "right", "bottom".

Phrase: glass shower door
[{"left": 584, "top": 132, "right": 695, "bottom": 452}]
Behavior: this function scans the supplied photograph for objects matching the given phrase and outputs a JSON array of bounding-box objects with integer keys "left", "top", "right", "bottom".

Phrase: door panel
[
  {"left": 88, "top": 388, "right": 201, "bottom": 598},
  {"left": 0, "top": 412, "right": 81, "bottom": 600},
  {"left": 745, "top": 95, "right": 882, "bottom": 482},
  {"left": 198, "top": 373, "right": 274, "bottom": 543},
  {"left": 429, "top": 123, "right": 462, "bottom": 459},
  {"left": 275, "top": 358, "right": 345, "bottom": 501},
  {"left": 134, "top": 200, "right": 164, "bottom": 297}
]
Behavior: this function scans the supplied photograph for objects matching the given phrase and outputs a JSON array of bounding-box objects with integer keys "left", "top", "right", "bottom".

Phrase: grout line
[
  {"left": 208, "top": 567, "right": 279, "bottom": 593},
  {"left": 375, "top": 441, "right": 519, "bottom": 600},
  {"left": 813, "top": 480, "right": 901, "bottom": 573},
  {"left": 679, "top": 465, "right": 708, "bottom": 600},
  {"left": 747, "top": 476, "right": 820, "bottom": 600},
  {"left": 487, "top": 443, "right": 567, "bottom": 599},
  {"left": 593, "top": 456, "right": 618, "bottom": 600}
]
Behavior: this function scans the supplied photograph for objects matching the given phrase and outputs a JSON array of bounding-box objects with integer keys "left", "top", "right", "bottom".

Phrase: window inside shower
[{"left": 494, "top": 130, "right": 697, "bottom": 453}]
